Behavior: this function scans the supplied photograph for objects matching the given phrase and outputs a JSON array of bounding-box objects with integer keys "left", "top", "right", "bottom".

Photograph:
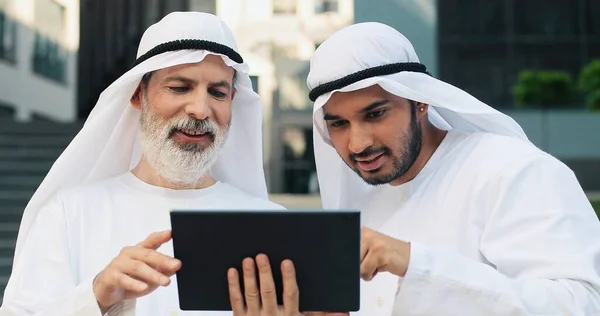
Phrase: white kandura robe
[
  {"left": 1, "top": 130, "right": 600, "bottom": 316},
  {"left": 0, "top": 172, "right": 285, "bottom": 316},
  {"left": 355, "top": 129, "right": 600, "bottom": 315}
]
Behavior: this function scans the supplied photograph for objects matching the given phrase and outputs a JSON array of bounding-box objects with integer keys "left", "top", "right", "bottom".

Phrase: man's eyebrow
[
  {"left": 162, "top": 75, "right": 197, "bottom": 84},
  {"left": 210, "top": 80, "right": 232, "bottom": 90},
  {"left": 360, "top": 100, "right": 389, "bottom": 113},
  {"left": 323, "top": 100, "right": 389, "bottom": 121},
  {"left": 162, "top": 76, "right": 232, "bottom": 91},
  {"left": 323, "top": 112, "right": 342, "bottom": 121}
]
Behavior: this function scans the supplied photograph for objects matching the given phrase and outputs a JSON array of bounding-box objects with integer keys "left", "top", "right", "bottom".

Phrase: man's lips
[
  {"left": 354, "top": 152, "right": 386, "bottom": 172},
  {"left": 172, "top": 130, "right": 213, "bottom": 143}
]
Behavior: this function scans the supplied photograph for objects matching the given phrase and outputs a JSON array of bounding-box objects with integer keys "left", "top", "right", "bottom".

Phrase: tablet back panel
[{"left": 170, "top": 209, "right": 360, "bottom": 312}]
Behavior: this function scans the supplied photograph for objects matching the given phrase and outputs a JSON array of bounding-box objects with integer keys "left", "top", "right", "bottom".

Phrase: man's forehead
[
  {"left": 154, "top": 57, "right": 234, "bottom": 80},
  {"left": 323, "top": 85, "right": 394, "bottom": 112}
]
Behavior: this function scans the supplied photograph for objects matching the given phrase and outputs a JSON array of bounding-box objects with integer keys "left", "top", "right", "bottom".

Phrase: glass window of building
[
  {"left": 33, "top": 0, "right": 67, "bottom": 82},
  {"left": 0, "top": 0, "right": 16, "bottom": 63},
  {"left": 315, "top": 0, "right": 338, "bottom": 14}
]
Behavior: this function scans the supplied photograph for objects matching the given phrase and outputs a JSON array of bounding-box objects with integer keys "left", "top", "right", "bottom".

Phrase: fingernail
[
  {"left": 170, "top": 259, "right": 180, "bottom": 267},
  {"left": 161, "top": 276, "right": 169, "bottom": 284},
  {"left": 227, "top": 267, "right": 237, "bottom": 277},
  {"left": 138, "top": 283, "right": 147, "bottom": 290},
  {"left": 283, "top": 260, "right": 292, "bottom": 272}
]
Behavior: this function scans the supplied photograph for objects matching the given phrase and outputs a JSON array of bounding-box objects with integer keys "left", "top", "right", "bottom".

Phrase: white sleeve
[
  {"left": 0, "top": 193, "right": 104, "bottom": 316},
  {"left": 393, "top": 153, "right": 600, "bottom": 315}
]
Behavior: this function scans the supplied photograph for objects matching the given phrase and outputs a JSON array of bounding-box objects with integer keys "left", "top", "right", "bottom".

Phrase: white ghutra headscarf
[
  {"left": 12, "top": 12, "right": 269, "bottom": 266},
  {"left": 307, "top": 22, "right": 530, "bottom": 210}
]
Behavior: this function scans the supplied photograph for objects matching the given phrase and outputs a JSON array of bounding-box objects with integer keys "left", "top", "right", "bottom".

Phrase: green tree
[
  {"left": 512, "top": 70, "right": 575, "bottom": 109},
  {"left": 578, "top": 60, "right": 600, "bottom": 111}
]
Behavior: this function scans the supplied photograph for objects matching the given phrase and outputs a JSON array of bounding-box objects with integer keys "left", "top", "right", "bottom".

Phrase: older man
[
  {"left": 307, "top": 22, "right": 600, "bottom": 315},
  {"left": 0, "top": 12, "right": 303, "bottom": 316}
]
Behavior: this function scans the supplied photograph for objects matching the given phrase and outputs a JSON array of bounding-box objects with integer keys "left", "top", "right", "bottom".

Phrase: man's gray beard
[{"left": 138, "top": 95, "right": 230, "bottom": 188}]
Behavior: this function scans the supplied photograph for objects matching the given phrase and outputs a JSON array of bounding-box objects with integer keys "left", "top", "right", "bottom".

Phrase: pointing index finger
[{"left": 137, "top": 230, "right": 172, "bottom": 250}]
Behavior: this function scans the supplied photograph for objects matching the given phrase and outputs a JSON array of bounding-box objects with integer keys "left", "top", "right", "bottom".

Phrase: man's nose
[
  {"left": 184, "top": 95, "right": 211, "bottom": 120},
  {"left": 348, "top": 126, "right": 374, "bottom": 154}
]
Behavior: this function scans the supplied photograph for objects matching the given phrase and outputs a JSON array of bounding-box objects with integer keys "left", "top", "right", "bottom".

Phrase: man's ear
[
  {"left": 231, "top": 88, "right": 237, "bottom": 101},
  {"left": 131, "top": 84, "right": 143, "bottom": 110},
  {"left": 416, "top": 102, "right": 429, "bottom": 116}
]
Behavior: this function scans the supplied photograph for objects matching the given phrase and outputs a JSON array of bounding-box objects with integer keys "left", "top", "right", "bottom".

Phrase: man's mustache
[{"left": 167, "top": 119, "right": 219, "bottom": 137}]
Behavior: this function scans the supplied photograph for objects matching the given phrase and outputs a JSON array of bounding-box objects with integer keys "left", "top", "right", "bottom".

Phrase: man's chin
[{"left": 353, "top": 168, "right": 391, "bottom": 186}]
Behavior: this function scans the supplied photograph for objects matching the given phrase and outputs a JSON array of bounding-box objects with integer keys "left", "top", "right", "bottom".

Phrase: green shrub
[
  {"left": 512, "top": 70, "right": 575, "bottom": 108},
  {"left": 578, "top": 60, "right": 600, "bottom": 111},
  {"left": 591, "top": 200, "right": 600, "bottom": 219}
]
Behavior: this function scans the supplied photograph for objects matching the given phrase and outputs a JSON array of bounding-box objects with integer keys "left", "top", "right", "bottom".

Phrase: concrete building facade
[{"left": 0, "top": 0, "right": 79, "bottom": 122}]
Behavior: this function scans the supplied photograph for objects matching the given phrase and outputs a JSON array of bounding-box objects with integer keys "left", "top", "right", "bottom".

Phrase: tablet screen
[{"left": 170, "top": 209, "right": 361, "bottom": 312}]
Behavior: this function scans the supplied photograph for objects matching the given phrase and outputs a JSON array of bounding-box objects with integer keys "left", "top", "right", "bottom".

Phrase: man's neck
[
  {"left": 389, "top": 124, "right": 448, "bottom": 186},
  {"left": 131, "top": 156, "right": 216, "bottom": 190}
]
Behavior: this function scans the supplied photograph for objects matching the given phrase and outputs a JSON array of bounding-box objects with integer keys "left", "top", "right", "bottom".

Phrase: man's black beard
[{"left": 348, "top": 105, "right": 423, "bottom": 186}]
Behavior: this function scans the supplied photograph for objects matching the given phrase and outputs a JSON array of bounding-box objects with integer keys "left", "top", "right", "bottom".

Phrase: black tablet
[{"left": 169, "top": 209, "right": 361, "bottom": 312}]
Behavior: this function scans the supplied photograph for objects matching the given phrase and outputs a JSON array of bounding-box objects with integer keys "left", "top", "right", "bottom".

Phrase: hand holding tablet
[{"left": 226, "top": 253, "right": 350, "bottom": 316}]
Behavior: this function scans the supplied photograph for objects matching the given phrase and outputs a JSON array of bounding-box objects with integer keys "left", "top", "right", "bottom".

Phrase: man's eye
[
  {"left": 330, "top": 120, "right": 347, "bottom": 128},
  {"left": 367, "top": 110, "right": 386, "bottom": 119},
  {"left": 169, "top": 86, "right": 190, "bottom": 93},
  {"left": 209, "top": 88, "right": 227, "bottom": 99}
]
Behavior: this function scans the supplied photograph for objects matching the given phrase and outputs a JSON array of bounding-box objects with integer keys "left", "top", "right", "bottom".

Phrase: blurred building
[
  {"left": 78, "top": 0, "right": 211, "bottom": 119},
  {"left": 220, "top": 0, "right": 353, "bottom": 194},
  {"left": 356, "top": 0, "right": 600, "bottom": 108},
  {"left": 354, "top": 0, "right": 437, "bottom": 75},
  {"left": 0, "top": 0, "right": 79, "bottom": 122},
  {"left": 437, "top": 0, "right": 599, "bottom": 109},
  {"left": 0, "top": 0, "right": 81, "bottom": 299}
]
